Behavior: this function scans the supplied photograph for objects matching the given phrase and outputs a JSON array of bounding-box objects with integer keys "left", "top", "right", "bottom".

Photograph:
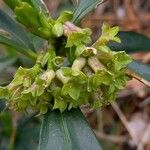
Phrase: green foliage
[
  {"left": 38, "top": 109, "right": 102, "bottom": 150},
  {"left": 109, "top": 31, "right": 150, "bottom": 53},
  {"left": 0, "top": 112, "right": 12, "bottom": 137},
  {"left": 128, "top": 61, "right": 150, "bottom": 81},
  {"left": 0, "top": 10, "right": 36, "bottom": 59},
  {"left": 15, "top": 2, "right": 41, "bottom": 28},
  {"left": 4, "top": 0, "right": 73, "bottom": 39},
  {"left": 73, "top": 0, "right": 104, "bottom": 24},
  {"left": 0, "top": 56, "right": 17, "bottom": 72}
]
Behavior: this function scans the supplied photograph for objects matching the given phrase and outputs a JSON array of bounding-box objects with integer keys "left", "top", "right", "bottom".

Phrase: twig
[
  {"left": 94, "top": 130, "right": 128, "bottom": 143},
  {"left": 111, "top": 102, "right": 138, "bottom": 146},
  {"left": 126, "top": 71, "right": 150, "bottom": 88},
  {"left": 137, "top": 123, "right": 150, "bottom": 150},
  {"left": 96, "top": 109, "right": 103, "bottom": 131},
  {"left": 138, "top": 96, "right": 150, "bottom": 108}
]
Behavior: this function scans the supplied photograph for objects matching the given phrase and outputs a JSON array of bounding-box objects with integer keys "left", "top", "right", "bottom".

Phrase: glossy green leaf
[
  {"left": 109, "top": 31, "right": 150, "bottom": 53},
  {"left": 3, "top": 0, "right": 20, "bottom": 10},
  {"left": 73, "top": 0, "right": 104, "bottom": 24},
  {"left": 16, "top": 114, "right": 40, "bottom": 150},
  {"left": 0, "top": 35, "right": 36, "bottom": 59},
  {"left": 0, "top": 9, "right": 35, "bottom": 51},
  {"left": 127, "top": 60, "right": 150, "bottom": 82},
  {"left": 0, "top": 56, "right": 17, "bottom": 71},
  {"left": 38, "top": 109, "right": 102, "bottom": 150},
  {"left": 0, "top": 100, "right": 6, "bottom": 112},
  {"left": 31, "top": 0, "right": 49, "bottom": 15}
]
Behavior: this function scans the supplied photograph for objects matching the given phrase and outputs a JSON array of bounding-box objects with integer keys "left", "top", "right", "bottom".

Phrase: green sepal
[
  {"left": 23, "top": 82, "right": 44, "bottom": 97},
  {"left": 18, "top": 100, "right": 28, "bottom": 110},
  {"left": 51, "top": 87, "right": 67, "bottom": 112},
  {"left": 62, "top": 83, "right": 81, "bottom": 100},
  {"left": 92, "top": 70, "right": 112, "bottom": 89},
  {"left": 75, "top": 44, "right": 86, "bottom": 57},
  {"left": 98, "top": 50, "right": 132, "bottom": 72},
  {"left": 112, "top": 51, "right": 132, "bottom": 71},
  {"left": 94, "top": 22, "right": 121, "bottom": 48},
  {"left": 0, "top": 87, "right": 9, "bottom": 99},
  {"left": 53, "top": 96, "right": 67, "bottom": 112},
  {"left": 41, "top": 52, "right": 51, "bottom": 67},
  {"left": 113, "top": 72, "right": 130, "bottom": 89},
  {"left": 40, "top": 105, "right": 48, "bottom": 114},
  {"left": 10, "top": 64, "right": 41, "bottom": 87},
  {"left": 58, "top": 67, "right": 72, "bottom": 77},
  {"left": 62, "top": 72, "right": 87, "bottom": 100},
  {"left": 66, "top": 28, "right": 92, "bottom": 47}
]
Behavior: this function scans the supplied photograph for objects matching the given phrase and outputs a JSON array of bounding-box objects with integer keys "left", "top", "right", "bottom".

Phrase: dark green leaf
[
  {"left": 0, "top": 56, "right": 17, "bottom": 71},
  {"left": 38, "top": 109, "right": 102, "bottom": 150},
  {"left": 0, "top": 9, "right": 35, "bottom": 51},
  {"left": 0, "top": 35, "right": 36, "bottom": 59},
  {"left": 127, "top": 60, "right": 150, "bottom": 81},
  {"left": 16, "top": 115, "right": 40, "bottom": 150},
  {"left": 109, "top": 31, "right": 150, "bottom": 53},
  {"left": 0, "top": 100, "right": 6, "bottom": 112},
  {"left": 3, "top": 0, "right": 20, "bottom": 10},
  {"left": 28, "top": 34, "right": 46, "bottom": 51},
  {"left": 73, "top": 0, "right": 104, "bottom": 24},
  {"left": 31, "top": 0, "right": 49, "bottom": 15},
  {"left": 0, "top": 112, "right": 12, "bottom": 136}
]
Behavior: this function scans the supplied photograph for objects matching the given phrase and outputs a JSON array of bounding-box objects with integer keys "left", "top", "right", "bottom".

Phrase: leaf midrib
[
  {"left": 73, "top": 0, "right": 103, "bottom": 23},
  {"left": 61, "top": 113, "right": 73, "bottom": 150}
]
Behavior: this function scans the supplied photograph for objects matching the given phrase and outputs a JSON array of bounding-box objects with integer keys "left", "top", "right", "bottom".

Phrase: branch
[
  {"left": 111, "top": 102, "right": 138, "bottom": 146},
  {"left": 126, "top": 70, "right": 150, "bottom": 88},
  {"left": 137, "top": 122, "right": 150, "bottom": 150},
  {"left": 94, "top": 130, "right": 128, "bottom": 143}
]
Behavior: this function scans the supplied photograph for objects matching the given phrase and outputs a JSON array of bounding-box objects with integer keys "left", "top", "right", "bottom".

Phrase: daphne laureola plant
[{"left": 0, "top": 0, "right": 132, "bottom": 115}]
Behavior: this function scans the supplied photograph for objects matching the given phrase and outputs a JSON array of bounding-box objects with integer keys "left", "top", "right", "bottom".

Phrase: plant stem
[
  {"left": 88, "top": 56, "right": 104, "bottom": 72},
  {"left": 26, "top": 50, "right": 37, "bottom": 61}
]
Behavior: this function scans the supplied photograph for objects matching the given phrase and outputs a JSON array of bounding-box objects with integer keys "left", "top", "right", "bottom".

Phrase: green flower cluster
[
  {"left": 0, "top": 21, "right": 132, "bottom": 114},
  {"left": 4, "top": 0, "right": 73, "bottom": 39}
]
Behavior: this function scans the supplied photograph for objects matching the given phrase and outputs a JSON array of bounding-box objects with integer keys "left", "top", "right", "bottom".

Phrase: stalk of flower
[
  {"left": 88, "top": 56, "right": 104, "bottom": 72},
  {"left": 71, "top": 57, "right": 86, "bottom": 76},
  {"left": 82, "top": 66, "right": 93, "bottom": 77},
  {"left": 56, "top": 69, "right": 70, "bottom": 84}
]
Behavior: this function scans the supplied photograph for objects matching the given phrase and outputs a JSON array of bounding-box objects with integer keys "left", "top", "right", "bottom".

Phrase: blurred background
[{"left": 0, "top": 0, "right": 150, "bottom": 150}]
